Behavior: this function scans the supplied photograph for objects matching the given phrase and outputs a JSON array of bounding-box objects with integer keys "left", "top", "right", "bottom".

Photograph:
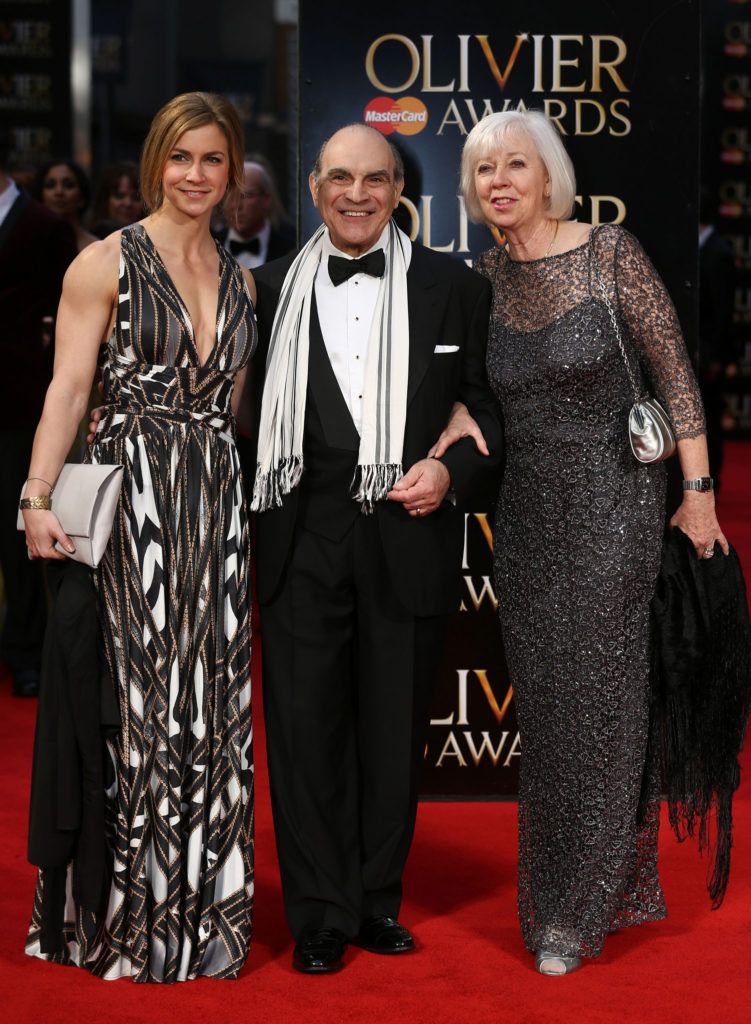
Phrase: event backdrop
[
  {"left": 298, "top": 0, "right": 700, "bottom": 797},
  {"left": 0, "top": 0, "right": 71, "bottom": 170},
  {"left": 702, "top": 0, "right": 751, "bottom": 434}
]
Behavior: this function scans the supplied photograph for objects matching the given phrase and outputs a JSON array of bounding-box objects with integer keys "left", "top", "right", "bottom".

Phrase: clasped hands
[{"left": 388, "top": 402, "right": 489, "bottom": 518}]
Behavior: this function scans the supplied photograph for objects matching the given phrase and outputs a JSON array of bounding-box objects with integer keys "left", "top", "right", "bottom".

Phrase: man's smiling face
[{"left": 309, "top": 125, "right": 403, "bottom": 257}]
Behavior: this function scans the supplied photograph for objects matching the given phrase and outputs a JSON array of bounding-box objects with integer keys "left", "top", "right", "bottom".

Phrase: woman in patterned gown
[
  {"left": 21, "top": 92, "right": 256, "bottom": 981},
  {"left": 437, "top": 111, "right": 728, "bottom": 975}
]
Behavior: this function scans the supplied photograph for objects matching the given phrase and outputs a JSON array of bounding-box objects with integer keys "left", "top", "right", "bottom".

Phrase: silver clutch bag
[
  {"left": 628, "top": 398, "right": 677, "bottom": 464},
  {"left": 18, "top": 463, "right": 124, "bottom": 567},
  {"left": 594, "top": 256, "right": 677, "bottom": 465}
]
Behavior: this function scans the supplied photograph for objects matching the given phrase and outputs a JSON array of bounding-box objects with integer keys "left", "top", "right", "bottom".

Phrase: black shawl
[{"left": 647, "top": 527, "right": 751, "bottom": 907}]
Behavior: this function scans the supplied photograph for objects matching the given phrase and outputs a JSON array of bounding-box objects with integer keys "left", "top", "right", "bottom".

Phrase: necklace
[
  {"left": 542, "top": 219, "right": 559, "bottom": 258},
  {"left": 505, "top": 219, "right": 559, "bottom": 262}
]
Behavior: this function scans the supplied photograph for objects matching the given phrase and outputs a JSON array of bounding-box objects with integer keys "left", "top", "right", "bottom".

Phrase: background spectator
[{"left": 34, "top": 161, "right": 97, "bottom": 254}]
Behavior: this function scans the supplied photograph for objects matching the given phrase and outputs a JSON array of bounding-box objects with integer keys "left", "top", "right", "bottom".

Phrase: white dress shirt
[
  {"left": 224, "top": 221, "right": 271, "bottom": 269},
  {"left": 0, "top": 178, "right": 20, "bottom": 228},
  {"left": 314, "top": 225, "right": 411, "bottom": 433}
]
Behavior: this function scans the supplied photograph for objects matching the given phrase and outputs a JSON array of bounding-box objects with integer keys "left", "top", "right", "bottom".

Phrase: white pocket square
[{"left": 434, "top": 344, "right": 459, "bottom": 354}]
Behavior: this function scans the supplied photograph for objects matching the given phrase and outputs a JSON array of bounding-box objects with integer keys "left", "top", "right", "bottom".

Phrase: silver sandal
[{"left": 534, "top": 950, "right": 582, "bottom": 976}]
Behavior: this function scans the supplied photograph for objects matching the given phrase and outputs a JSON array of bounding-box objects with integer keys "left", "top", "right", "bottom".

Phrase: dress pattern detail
[
  {"left": 477, "top": 225, "right": 705, "bottom": 958},
  {"left": 26, "top": 224, "right": 256, "bottom": 981}
]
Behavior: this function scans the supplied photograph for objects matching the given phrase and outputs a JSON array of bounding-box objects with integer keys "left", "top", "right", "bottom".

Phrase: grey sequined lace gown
[
  {"left": 476, "top": 225, "right": 706, "bottom": 958},
  {"left": 25, "top": 224, "right": 257, "bottom": 981}
]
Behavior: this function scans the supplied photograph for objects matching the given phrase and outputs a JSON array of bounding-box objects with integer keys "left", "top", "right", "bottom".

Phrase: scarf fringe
[
  {"left": 351, "top": 463, "right": 403, "bottom": 514},
  {"left": 250, "top": 455, "right": 304, "bottom": 512}
]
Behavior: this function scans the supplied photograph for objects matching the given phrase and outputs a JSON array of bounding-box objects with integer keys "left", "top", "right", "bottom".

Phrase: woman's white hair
[{"left": 460, "top": 110, "right": 576, "bottom": 223}]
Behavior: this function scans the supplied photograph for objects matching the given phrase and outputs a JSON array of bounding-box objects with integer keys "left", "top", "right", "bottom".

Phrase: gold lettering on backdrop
[
  {"left": 575, "top": 99, "right": 607, "bottom": 135},
  {"left": 543, "top": 98, "right": 568, "bottom": 133},
  {"left": 580, "top": 194, "right": 627, "bottom": 224},
  {"left": 431, "top": 669, "right": 513, "bottom": 726},
  {"left": 551, "top": 35, "right": 587, "bottom": 92},
  {"left": 462, "top": 575, "right": 499, "bottom": 612},
  {"left": 365, "top": 34, "right": 420, "bottom": 93},
  {"left": 364, "top": 33, "right": 629, "bottom": 103},
  {"left": 504, "top": 731, "right": 522, "bottom": 766},
  {"left": 464, "top": 731, "right": 510, "bottom": 767},
  {"left": 436, "top": 732, "right": 467, "bottom": 767},
  {"left": 398, "top": 195, "right": 471, "bottom": 252},
  {"left": 437, "top": 98, "right": 468, "bottom": 135},
  {"left": 475, "top": 33, "right": 529, "bottom": 90},
  {"left": 461, "top": 512, "right": 493, "bottom": 570},
  {"left": 420, "top": 195, "right": 455, "bottom": 251},
  {"left": 591, "top": 36, "right": 629, "bottom": 92},
  {"left": 609, "top": 99, "right": 632, "bottom": 136},
  {"left": 432, "top": 730, "right": 522, "bottom": 767},
  {"left": 438, "top": 97, "right": 631, "bottom": 138},
  {"left": 421, "top": 35, "right": 455, "bottom": 92}
]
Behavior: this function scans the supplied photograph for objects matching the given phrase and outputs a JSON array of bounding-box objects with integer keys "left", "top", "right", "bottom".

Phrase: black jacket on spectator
[{"left": 0, "top": 192, "right": 76, "bottom": 429}]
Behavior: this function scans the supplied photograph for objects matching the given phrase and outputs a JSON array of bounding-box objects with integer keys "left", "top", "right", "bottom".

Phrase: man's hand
[
  {"left": 86, "top": 405, "right": 104, "bottom": 444},
  {"left": 387, "top": 458, "right": 450, "bottom": 517}
]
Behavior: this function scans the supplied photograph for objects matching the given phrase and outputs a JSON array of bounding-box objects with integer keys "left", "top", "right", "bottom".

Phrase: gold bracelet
[
  {"left": 20, "top": 495, "right": 51, "bottom": 511},
  {"left": 25, "top": 476, "right": 53, "bottom": 491}
]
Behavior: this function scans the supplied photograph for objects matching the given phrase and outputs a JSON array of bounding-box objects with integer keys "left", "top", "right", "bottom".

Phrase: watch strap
[{"left": 682, "top": 477, "right": 714, "bottom": 492}]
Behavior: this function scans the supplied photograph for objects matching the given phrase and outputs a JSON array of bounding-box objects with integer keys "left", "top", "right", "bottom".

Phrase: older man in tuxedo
[
  {"left": 0, "top": 133, "right": 76, "bottom": 696},
  {"left": 217, "top": 160, "right": 295, "bottom": 269},
  {"left": 251, "top": 123, "right": 501, "bottom": 974}
]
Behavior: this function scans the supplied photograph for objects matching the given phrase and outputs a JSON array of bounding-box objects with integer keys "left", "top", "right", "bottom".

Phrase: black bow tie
[
  {"left": 229, "top": 236, "right": 260, "bottom": 256},
  {"left": 328, "top": 249, "right": 386, "bottom": 286}
]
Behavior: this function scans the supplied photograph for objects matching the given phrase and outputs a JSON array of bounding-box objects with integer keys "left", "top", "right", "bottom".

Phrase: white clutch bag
[{"left": 18, "top": 463, "right": 124, "bottom": 567}]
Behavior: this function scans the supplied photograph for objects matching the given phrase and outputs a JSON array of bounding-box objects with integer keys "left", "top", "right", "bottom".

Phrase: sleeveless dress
[
  {"left": 476, "top": 225, "right": 706, "bottom": 959},
  {"left": 25, "top": 223, "right": 257, "bottom": 981}
]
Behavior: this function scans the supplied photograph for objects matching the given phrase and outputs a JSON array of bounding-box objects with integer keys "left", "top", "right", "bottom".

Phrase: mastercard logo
[{"left": 364, "top": 96, "right": 428, "bottom": 136}]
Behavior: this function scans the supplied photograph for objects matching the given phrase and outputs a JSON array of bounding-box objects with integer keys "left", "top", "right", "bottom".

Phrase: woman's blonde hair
[
  {"left": 460, "top": 110, "right": 576, "bottom": 223},
  {"left": 140, "top": 92, "right": 244, "bottom": 212}
]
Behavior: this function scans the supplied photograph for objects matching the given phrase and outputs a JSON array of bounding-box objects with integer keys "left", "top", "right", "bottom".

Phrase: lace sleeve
[{"left": 608, "top": 227, "right": 706, "bottom": 440}]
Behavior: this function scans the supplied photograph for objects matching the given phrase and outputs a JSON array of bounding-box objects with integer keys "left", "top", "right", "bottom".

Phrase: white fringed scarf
[{"left": 251, "top": 220, "right": 411, "bottom": 513}]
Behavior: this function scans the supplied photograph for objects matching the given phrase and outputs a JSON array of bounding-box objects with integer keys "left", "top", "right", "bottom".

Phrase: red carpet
[{"left": 1, "top": 442, "right": 750, "bottom": 1024}]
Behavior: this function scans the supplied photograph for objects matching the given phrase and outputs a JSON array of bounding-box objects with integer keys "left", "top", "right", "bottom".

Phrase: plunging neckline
[{"left": 136, "top": 223, "right": 225, "bottom": 369}]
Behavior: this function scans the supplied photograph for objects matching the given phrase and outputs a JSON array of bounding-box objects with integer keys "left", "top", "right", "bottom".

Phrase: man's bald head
[{"left": 311, "top": 124, "right": 404, "bottom": 185}]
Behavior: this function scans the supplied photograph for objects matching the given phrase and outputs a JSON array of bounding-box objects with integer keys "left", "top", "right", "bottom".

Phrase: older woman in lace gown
[{"left": 436, "top": 111, "right": 727, "bottom": 975}]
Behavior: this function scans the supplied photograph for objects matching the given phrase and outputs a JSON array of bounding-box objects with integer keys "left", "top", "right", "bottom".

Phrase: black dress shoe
[
  {"left": 12, "top": 668, "right": 40, "bottom": 698},
  {"left": 353, "top": 916, "right": 415, "bottom": 954},
  {"left": 292, "top": 928, "right": 348, "bottom": 974}
]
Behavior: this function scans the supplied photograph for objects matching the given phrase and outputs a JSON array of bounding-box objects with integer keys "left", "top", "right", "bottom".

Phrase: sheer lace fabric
[{"left": 477, "top": 226, "right": 705, "bottom": 958}]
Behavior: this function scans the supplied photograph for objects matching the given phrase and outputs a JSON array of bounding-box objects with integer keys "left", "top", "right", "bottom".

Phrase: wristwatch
[{"left": 682, "top": 477, "right": 714, "bottom": 492}]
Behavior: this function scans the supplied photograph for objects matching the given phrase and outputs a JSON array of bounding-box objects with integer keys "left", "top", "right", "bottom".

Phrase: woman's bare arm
[{"left": 23, "top": 236, "right": 119, "bottom": 558}]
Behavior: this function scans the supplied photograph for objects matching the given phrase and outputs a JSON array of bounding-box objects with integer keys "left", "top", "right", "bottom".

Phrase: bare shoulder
[
  {"left": 557, "top": 220, "right": 593, "bottom": 250},
  {"left": 241, "top": 266, "right": 257, "bottom": 305},
  {"left": 63, "top": 232, "right": 121, "bottom": 299}
]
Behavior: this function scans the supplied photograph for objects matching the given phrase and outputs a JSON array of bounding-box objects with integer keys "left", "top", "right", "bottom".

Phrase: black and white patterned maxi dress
[
  {"left": 26, "top": 223, "right": 256, "bottom": 981},
  {"left": 477, "top": 225, "right": 706, "bottom": 960}
]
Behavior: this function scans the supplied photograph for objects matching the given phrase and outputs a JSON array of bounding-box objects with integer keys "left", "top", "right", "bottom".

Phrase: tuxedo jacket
[
  {"left": 0, "top": 193, "right": 77, "bottom": 429},
  {"left": 251, "top": 242, "right": 502, "bottom": 616},
  {"left": 215, "top": 221, "right": 296, "bottom": 264}
]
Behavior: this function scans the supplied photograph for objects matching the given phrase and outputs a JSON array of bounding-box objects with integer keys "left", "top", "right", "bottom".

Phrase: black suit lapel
[
  {"left": 0, "top": 192, "right": 30, "bottom": 254},
  {"left": 308, "top": 291, "right": 360, "bottom": 452},
  {"left": 406, "top": 245, "right": 440, "bottom": 405}
]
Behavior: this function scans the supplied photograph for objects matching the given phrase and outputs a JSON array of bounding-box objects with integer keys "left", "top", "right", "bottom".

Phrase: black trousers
[
  {"left": 261, "top": 512, "right": 444, "bottom": 939},
  {"left": 0, "top": 428, "right": 47, "bottom": 673}
]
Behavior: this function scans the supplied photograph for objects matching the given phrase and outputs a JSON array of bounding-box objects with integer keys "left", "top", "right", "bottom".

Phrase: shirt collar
[
  {"left": 226, "top": 220, "right": 271, "bottom": 247},
  {"left": 322, "top": 222, "right": 392, "bottom": 261},
  {"left": 698, "top": 224, "right": 714, "bottom": 249},
  {"left": 0, "top": 178, "right": 20, "bottom": 220}
]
